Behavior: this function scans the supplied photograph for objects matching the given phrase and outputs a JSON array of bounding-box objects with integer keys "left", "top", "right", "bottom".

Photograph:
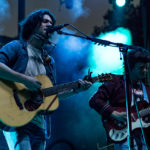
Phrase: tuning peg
[
  {"left": 88, "top": 68, "right": 93, "bottom": 77},
  {"left": 83, "top": 68, "right": 93, "bottom": 81}
]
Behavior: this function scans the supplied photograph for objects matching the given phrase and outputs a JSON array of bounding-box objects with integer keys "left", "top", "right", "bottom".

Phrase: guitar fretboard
[
  {"left": 42, "top": 81, "right": 79, "bottom": 97},
  {"left": 41, "top": 74, "right": 112, "bottom": 97}
]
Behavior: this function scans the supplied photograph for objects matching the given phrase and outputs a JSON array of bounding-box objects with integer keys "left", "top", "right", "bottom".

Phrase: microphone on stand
[{"left": 46, "top": 24, "right": 69, "bottom": 34}]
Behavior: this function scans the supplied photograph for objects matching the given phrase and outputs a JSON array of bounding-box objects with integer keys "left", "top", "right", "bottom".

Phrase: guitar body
[
  {"left": 0, "top": 74, "right": 59, "bottom": 128},
  {"left": 103, "top": 101, "right": 150, "bottom": 143},
  {"left": 0, "top": 73, "right": 112, "bottom": 129}
]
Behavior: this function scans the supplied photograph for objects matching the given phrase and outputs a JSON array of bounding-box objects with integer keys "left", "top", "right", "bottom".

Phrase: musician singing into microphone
[
  {"left": 89, "top": 49, "right": 150, "bottom": 150},
  {"left": 0, "top": 9, "right": 91, "bottom": 150}
]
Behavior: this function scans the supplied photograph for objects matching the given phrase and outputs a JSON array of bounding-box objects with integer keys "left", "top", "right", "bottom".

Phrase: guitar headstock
[{"left": 84, "top": 71, "right": 113, "bottom": 83}]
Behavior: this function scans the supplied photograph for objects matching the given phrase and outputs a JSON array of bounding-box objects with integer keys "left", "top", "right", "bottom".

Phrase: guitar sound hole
[{"left": 24, "top": 91, "right": 43, "bottom": 111}]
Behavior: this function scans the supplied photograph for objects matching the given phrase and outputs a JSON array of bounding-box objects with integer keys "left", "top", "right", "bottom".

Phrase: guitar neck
[
  {"left": 91, "top": 76, "right": 105, "bottom": 83},
  {"left": 41, "top": 74, "right": 112, "bottom": 97},
  {"left": 42, "top": 81, "right": 79, "bottom": 97}
]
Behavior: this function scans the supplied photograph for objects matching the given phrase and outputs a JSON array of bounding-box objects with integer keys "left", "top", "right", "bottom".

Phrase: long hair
[{"left": 19, "top": 9, "right": 56, "bottom": 41}]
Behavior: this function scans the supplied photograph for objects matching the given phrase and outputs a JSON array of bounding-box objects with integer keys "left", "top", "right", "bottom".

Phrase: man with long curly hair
[{"left": 0, "top": 9, "right": 91, "bottom": 150}]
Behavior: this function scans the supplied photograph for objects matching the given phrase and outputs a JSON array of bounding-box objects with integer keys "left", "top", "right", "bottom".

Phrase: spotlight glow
[
  {"left": 116, "top": 0, "right": 126, "bottom": 7},
  {"left": 89, "top": 27, "right": 132, "bottom": 76}
]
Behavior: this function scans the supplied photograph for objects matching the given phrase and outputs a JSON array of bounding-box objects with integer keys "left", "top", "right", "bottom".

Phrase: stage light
[
  {"left": 116, "top": 0, "right": 126, "bottom": 7},
  {"left": 89, "top": 27, "right": 132, "bottom": 75},
  {"left": 109, "top": 0, "right": 132, "bottom": 8}
]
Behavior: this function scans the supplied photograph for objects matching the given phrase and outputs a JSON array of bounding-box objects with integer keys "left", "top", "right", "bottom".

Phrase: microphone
[{"left": 46, "top": 24, "right": 69, "bottom": 34}]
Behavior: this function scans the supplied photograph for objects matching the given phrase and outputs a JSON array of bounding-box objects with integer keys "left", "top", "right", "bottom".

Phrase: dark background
[{"left": 0, "top": 0, "right": 150, "bottom": 150}]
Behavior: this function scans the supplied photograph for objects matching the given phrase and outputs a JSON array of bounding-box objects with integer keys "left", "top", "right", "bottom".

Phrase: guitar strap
[
  {"left": 43, "top": 48, "right": 56, "bottom": 85},
  {"left": 43, "top": 49, "right": 56, "bottom": 140}
]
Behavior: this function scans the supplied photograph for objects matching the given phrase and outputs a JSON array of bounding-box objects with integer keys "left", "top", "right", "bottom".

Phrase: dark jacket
[
  {"left": 89, "top": 74, "right": 150, "bottom": 144},
  {"left": 0, "top": 40, "right": 56, "bottom": 135},
  {"left": 0, "top": 40, "right": 56, "bottom": 84},
  {"left": 89, "top": 74, "right": 150, "bottom": 119}
]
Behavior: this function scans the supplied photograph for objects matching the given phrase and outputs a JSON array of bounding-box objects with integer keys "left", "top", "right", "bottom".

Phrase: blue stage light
[{"left": 116, "top": 0, "right": 126, "bottom": 7}]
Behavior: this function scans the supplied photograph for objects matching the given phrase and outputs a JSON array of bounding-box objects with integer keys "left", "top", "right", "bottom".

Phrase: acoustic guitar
[{"left": 0, "top": 73, "right": 112, "bottom": 128}]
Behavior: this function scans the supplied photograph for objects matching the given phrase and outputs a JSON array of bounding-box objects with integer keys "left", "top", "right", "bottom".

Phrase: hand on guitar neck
[
  {"left": 58, "top": 79, "right": 92, "bottom": 99},
  {"left": 73, "top": 79, "right": 92, "bottom": 93}
]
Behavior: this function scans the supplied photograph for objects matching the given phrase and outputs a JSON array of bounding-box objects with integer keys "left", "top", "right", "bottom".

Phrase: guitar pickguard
[{"left": 108, "top": 117, "right": 150, "bottom": 142}]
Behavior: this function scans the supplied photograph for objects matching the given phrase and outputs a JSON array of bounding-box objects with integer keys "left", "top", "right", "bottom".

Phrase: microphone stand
[
  {"left": 119, "top": 47, "right": 133, "bottom": 150},
  {"left": 57, "top": 26, "right": 149, "bottom": 149}
]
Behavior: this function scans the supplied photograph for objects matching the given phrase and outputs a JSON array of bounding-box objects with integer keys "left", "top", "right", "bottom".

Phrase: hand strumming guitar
[
  {"left": 0, "top": 63, "right": 42, "bottom": 91},
  {"left": 24, "top": 90, "right": 43, "bottom": 111},
  {"left": 21, "top": 75, "right": 42, "bottom": 91},
  {"left": 22, "top": 76, "right": 43, "bottom": 111},
  {"left": 111, "top": 111, "right": 127, "bottom": 123}
]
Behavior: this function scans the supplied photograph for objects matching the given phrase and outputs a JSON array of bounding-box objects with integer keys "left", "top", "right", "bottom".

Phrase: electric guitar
[
  {"left": 0, "top": 73, "right": 112, "bottom": 128},
  {"left": 103, "top": 100, "right": 150, "bottom": 143}
]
